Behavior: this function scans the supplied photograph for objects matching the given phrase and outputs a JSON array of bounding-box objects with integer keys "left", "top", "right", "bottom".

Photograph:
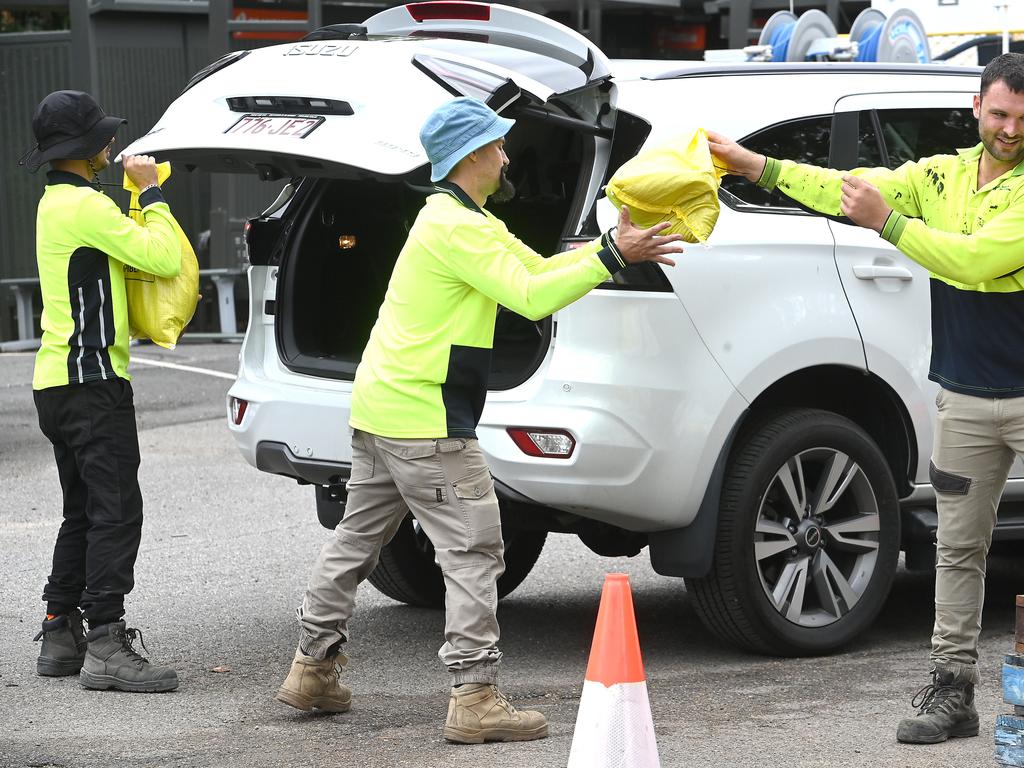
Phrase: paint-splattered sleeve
[
  {"left": 756, "top": 157, "right": 923, "bottom": 219},
  {"left": 878, "top": 187, "right": 1024, "bottom": 284}
]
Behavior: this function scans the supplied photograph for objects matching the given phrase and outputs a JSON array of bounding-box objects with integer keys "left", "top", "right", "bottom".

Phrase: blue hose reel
[{"left": 756, "top": 7, "right": 931, "bottom": 63}]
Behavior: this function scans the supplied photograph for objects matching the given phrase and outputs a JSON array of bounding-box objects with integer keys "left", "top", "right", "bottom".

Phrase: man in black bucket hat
[
  {"left": 20, "top": 90, "right": 127, "bottom": 173},
  {"left": 22, "top": 90, "right": 182, "bottom": 692}
]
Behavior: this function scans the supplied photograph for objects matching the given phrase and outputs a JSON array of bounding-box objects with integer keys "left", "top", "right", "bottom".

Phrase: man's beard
[
  {"left": 490, "top": 168, "right": 516, "bottom": 203},
  {"left": 981, "top": 130, "right": 1024, "bottom": 166}
]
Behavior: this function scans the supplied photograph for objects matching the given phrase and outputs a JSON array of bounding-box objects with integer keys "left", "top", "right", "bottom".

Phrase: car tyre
[
  {"left": 688, "top": 408, "right": 900, "bottom": 656},
  {"left": 367, "top": 514, "right": 547, "bottom": 607}
]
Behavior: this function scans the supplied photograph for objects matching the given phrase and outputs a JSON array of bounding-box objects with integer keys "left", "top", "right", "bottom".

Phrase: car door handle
[{"left": 852, "top": 265, "right": 913, "bottom": 281}]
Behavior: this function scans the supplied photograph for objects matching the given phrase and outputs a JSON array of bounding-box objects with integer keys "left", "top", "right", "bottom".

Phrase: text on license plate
[{"left": 224, "top": 114, "right": 324, "bottom": 138}]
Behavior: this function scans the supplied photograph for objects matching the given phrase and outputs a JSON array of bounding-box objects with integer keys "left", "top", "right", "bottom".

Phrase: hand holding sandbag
[
  {"left": 613, "top": 207, "right": 683, "bottom": 268},
  {"left": 606, "top": 128, "right": 728, "bottom": 244},
  {"left": 705, "top": 130, "right": 766, "bottom": 182},
  {"left": 121, "top": 162, "right": 200, "bottom": 349}
]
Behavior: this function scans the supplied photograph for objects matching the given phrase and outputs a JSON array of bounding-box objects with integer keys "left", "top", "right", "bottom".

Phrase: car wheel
[
  {"left": 367, "top": 514, "right": 548, "bottom": 608},
  {"left": 688, "top": 408, "right": 900, "bottom": 656}
]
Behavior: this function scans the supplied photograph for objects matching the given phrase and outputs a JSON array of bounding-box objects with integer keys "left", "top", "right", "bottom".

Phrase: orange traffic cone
[{"left": 567, "top": 573, "right": 660, "bottom": 768}]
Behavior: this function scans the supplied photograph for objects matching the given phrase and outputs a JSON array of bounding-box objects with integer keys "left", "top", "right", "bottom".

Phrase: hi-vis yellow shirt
[
  {"left": 33, "top": 172, "right": 181, "bottom": 390},
  {"left": 758, "top": 144, "right": 1024, "bottom": 397},
  {"left": 349, "top": 182, "right": 626, "bottom": 438}
]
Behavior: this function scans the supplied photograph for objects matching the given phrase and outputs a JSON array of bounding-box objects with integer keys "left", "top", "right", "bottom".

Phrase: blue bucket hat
[{"left": 419, "top": 97, "right": 515, "bottom": 183}]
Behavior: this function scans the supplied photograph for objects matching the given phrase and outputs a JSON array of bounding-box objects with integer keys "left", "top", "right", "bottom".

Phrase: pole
[
  {"left": 69, "top": 1, "right": 97, "bottom": 98},
  {"left": 1000, "top": 2, "right": 1010, "bottom": 55}
]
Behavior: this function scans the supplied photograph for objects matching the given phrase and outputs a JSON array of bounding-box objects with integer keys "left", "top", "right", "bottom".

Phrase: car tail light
[
  {"left": 229, "top": 396, "right": 248, "bottom": 425},
  {"left": 406, "top": 2, "right": 490, "bottom": 22},
  {"left": 507, "top": 428, "right": 575, "bottom": 459}
]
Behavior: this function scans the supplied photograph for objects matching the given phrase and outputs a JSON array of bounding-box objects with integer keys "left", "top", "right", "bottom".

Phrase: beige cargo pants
[
  {"left": 928, "top": 388, "right": 1021, "bottom": 683},
  {"left": 296, "top": 429, "right": 505, "bottom": 685}
]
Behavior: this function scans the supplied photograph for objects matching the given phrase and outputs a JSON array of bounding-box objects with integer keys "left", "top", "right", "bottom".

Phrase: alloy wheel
[{"left": 754, "top": 447, "right": 881, "bottom": 628}]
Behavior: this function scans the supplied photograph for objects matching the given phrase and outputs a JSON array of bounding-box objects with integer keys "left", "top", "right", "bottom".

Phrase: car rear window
[{"left": 720, "top": 115, "right": 832, "bottom": 210}]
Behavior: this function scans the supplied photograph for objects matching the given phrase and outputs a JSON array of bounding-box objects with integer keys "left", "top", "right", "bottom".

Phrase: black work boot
[
  {"left": 896, "top": 670, "right": 979, "bottom": 744},
  {"left": 34, "top": 610, "right": 86, "bottom": 677},
  {"left": 80, "top": 621, "right": 179, "bottom": 693}
]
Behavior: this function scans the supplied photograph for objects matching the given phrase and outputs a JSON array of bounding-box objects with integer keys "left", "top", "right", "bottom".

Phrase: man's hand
[
  {"left": 840, "top": 175, "right": 892, "bottom": 233},
  {"left": 706, "top": 130, "right": 766, "bottom": 182},
  {"left": 123, "top": 155, "right": 159, "bottom": 190},
  {"left": 613, "top": 206, "right": 684, "bottom": 267}
]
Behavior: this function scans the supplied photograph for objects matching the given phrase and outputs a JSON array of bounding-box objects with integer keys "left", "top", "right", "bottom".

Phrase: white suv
[{"left": 124, "top": 3, "right": 1023, "bottom": 656}]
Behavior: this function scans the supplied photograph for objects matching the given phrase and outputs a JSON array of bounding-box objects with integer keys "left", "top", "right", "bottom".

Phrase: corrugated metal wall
[
  {"left": 0, "top": 12, "right": 281, "bottom": 341},
  {"left": 0, "top": 32, "right": 72, "bottom": 282},
  {"left": 92, "top": 14, "right": 213, "bottom": 247}
]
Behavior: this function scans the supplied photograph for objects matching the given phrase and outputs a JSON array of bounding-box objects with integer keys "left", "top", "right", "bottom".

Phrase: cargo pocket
[
  {"left": 453, "top": 466, "right": 500, "bottom": 551},
  {"left": 929, "top": 461, "right": 972, "bottom": 495}
]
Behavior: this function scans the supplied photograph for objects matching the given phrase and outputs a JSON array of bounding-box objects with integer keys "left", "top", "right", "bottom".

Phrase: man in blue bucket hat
[{"left": 275, "top": 96, "right": 683, "bottom": 743}]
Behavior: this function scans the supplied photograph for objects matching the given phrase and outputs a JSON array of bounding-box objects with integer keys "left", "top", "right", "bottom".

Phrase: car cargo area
[{"left": 275, "top": 114, "right": 591, "bottom": 389}]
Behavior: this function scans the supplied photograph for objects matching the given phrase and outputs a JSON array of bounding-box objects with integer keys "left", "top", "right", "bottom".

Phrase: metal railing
[{"left": 0, "top": 267, "right": 246, "bottom": 352}]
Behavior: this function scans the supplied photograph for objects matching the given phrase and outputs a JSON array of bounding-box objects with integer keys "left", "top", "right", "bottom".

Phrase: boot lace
[
  {"left": 490, "top": 686, "right": 517, "bottom": 717},
  {"left": 910, "top": 679, "right": 962, "bottom": 716},
  {"left": 116, "top": 626, "right": 152, "bottom": 668}
]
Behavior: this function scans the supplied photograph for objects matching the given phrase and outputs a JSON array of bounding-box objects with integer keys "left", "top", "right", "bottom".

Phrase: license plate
[{"left": 224, "top": 114, "right": 324, "bottom": 139}]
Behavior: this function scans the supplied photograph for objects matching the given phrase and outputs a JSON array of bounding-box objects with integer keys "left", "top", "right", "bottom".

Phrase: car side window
[
  {"left": 875, "top": 108, "right": 978, "bottom": 168},
  {"left": 720, "top": 115, "right": 832, "bottom": 210}
]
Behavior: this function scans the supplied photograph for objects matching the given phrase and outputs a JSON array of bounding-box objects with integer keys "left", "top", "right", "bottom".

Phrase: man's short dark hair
[{"left": 981, "top": 52, "right": 1024, "bottom": 98}]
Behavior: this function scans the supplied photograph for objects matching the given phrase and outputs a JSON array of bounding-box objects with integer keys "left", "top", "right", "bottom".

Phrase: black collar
[
  {"left": 46, "top": 170, "right": 99, "bottom": 190},
  {"left": 433, "top": 180, "right": 483, "bottom": 214}
]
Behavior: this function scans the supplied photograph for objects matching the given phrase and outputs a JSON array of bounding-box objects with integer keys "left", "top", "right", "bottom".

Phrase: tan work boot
[
  {"left": 443, "top": 683, "right": 548, "bottom": 744},
  {"left": 274, "top": 647, "right": 352, "bottom": 713}
]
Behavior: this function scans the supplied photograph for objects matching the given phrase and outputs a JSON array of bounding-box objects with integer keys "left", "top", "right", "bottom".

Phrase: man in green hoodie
[
  {"left": 21, "top": 90, "right": 181, "bottom": 692},
  {"left": 708, "top": 53, "right": 1024, "bottom": 745}
]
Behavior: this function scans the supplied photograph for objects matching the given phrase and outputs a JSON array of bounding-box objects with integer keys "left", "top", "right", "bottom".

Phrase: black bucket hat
[{"left": 19, "top": 90, "right": 126, "bottom": 173}]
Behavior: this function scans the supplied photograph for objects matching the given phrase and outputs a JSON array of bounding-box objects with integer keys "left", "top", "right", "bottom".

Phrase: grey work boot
[
  {"left": 80, "top": 622, "right": 179, "bottom": 693},
  {"left": 34, "top": 610, "right": 86, "bottom": 677},
  {"left": 896, "top": 670, "right": 979, "bottom": 744},
  {"left": 443, "top": 683, "right": 548, "bottom": 744},
  {"left": 275, "top": 646, "right": 352, "bottom": 713}
]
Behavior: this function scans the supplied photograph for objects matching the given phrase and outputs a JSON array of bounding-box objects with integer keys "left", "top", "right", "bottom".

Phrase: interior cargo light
[
  {"left": 507, "top": 428, "right": 576, "bottom": 459},
  {"left": 338, "top": 235, "right": 357, "bottom": 250},
  {"left": 406, "top": 2, "right": 491, "bottom": 22},
  {"left": 229, "top": 396, "right": 249, "bottom": 426}
]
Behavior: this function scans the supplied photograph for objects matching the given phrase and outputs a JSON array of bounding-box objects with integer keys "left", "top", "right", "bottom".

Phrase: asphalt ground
[{"left": 1, "top": 343, "right": 1021, "bottom": 768}]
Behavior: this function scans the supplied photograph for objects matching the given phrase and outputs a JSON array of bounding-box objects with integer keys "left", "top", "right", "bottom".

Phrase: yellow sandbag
[
  {"left": 122, "top": 162, "right": 199, "bottom": 349},
  {"left": 606, "top": 128, "right": 727, "bottom": 243}
]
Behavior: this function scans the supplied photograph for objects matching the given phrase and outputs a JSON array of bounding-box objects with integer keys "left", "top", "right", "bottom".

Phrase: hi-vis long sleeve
[
  {"left": 33, "top": 171, "right": 182, "bottom": 390},
  {"left": 757, "top": 144, "right": 1024, "bottom": 396},
  {"left": 350, "top": 182, "right": 625, "bottom": 439}
]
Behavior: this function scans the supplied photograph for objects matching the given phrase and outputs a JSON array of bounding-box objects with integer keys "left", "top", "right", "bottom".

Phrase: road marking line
[{"left": 131, "top": 356, "right": 236, "bottom": 381}]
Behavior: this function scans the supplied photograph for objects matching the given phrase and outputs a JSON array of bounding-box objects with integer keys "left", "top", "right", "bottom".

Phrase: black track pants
[{"left": 33, "top": 377, "right": 143, "bottom": 625}]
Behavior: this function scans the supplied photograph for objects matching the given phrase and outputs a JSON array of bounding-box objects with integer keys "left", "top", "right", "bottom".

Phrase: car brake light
[
  {"left": 507, "top": 428, "right": 575, "bottom": 459},
  {"left": 230, "top": 396, "right": 249, "bottom": 425},
  {"left": 406, "top": 2, "right": 490, "bottom": 22}
]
